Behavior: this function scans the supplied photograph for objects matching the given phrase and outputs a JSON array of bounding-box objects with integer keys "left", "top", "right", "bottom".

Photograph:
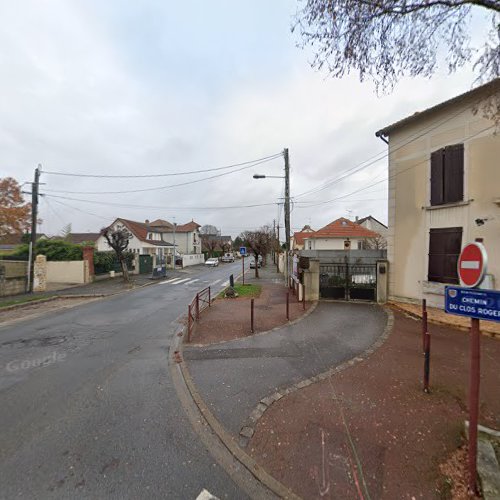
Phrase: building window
[
  {"left": 428, "top": 227, "right": 462, "bottom": 284},
  {"left": 430, "top": 144, "right": 464, "bottom": 206}
]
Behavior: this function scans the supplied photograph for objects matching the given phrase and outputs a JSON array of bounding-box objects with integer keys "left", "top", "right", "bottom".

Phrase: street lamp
[{"left": 253, "top": 148, "right": 291, "bottom": 278}]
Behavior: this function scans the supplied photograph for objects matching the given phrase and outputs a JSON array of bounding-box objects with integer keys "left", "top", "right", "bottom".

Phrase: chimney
[
  {"left": 145, "top": 219, "right": 150, "bottom": 224},
  {"left": 355, "top": 216, "right": 359, "bottom": 222}
]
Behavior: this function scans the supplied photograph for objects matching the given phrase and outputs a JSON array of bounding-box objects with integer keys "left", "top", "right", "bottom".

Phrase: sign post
[
  {"left": 445, "top": 239, "right": 496, "bottom": 496},
  {"left": 240, "top": 247, "right": 247, "bottom": 285}
]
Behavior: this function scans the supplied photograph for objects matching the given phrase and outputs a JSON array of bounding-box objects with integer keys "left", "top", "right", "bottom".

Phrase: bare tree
[
  {"left": 101, "top": 226, "right": 132, "bottom": 282},
  {"left": 199, "top": 224, "right": 218, "bottom": 236},
  {"left": 241, "top": 225, "right": 273, "bottom": 278},
  {"left": 201, "top": 234, "right": 219, "bottom": 257},
  {"left": 364, "top": 235, "right": 387, "bottom": 250},
  {"left": 293, "top": 1, "right": 500, "bottom": 119}
]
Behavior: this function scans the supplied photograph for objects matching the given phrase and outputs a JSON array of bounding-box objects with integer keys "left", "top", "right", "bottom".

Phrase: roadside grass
[
  {"left": 0, "top": 295, "right": 51, "bottom": 309},
  {"left": 219, "top": 283, "right": 262, "bottom": 298}
]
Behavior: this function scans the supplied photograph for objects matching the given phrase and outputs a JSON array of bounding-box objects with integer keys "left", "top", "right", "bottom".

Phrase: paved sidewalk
[
  {"left": 184, "top": 290, "right": 388, "bottom": 438},
  {"left": 247, "top": 308, "right": 500, "bottom": 499}
]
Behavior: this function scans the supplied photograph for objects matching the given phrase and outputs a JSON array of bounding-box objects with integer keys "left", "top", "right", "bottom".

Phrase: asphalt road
[{"left": 0, "top": 262, "right": 249, "bottom": 500}]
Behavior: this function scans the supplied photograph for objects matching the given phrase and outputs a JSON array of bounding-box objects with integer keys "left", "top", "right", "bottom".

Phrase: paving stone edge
[
  {"left": 174, "top": 323, "right": 302, "bottom": 499},
  {"left": 237, "top": 307, "right": 395, "bottom": 447}
]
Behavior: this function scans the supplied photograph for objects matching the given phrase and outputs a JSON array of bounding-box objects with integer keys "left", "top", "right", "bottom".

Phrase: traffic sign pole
[
  {"left": 242, "top": 255, "right": 245, "bottom": 285},
  {"left": 468, "top": 317, "right": 480, "bottom": 495}
]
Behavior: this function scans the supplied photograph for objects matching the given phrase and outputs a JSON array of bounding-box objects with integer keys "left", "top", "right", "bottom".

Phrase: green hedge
[
  {"left": 94, "top": 251, "right": 134, "bottom": 274},
  {"left": 8, "top": 239, "right": 83, "bottom": 261}
]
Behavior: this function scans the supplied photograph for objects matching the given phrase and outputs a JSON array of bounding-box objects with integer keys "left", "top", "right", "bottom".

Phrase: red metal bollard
[
  {"left": 196, "top": 294, "right": 200, "bottom": 320},
  {"left": 423, "top": 329, "right": 431, "bottom": 393},
  {"left": 422, "top": 299, "right": 427, "bottom": 353},
  {"left": 251, "top": 298, "right": 255, "bottom": 333},
  {"left": 302, "top": 284, "right": 306, "bottom": 310},
  {"left": 208, "top": 286, "right": 211, "bottom": 306},
  {"left": 188, "top": 304, "right": 192, "bottom": 343}
]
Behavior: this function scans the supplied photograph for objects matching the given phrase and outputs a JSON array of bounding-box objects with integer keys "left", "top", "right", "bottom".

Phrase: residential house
[
  {"left": 96, "top": 218, "right": 175, "bottom": 265},
  {"left": 375, "top": 78, "right": 500, "bottom": 307},
  {"left": 303, "top": 218, "right": 379, "bottom": 251},
  {"left": 355, "top": 216, "right": 388, "bottom": 249},
  {"left": 67, "top": 233, "right": 101, "bottom": 245},
  {"left": 0, "top": 233, "right": 47, "bottom": 251},
  {"left": 292, "top": 225, "right": 315, "bottom": 251},
  {"left": 149, "top": 219, "right": 202, "bottom": 255}
]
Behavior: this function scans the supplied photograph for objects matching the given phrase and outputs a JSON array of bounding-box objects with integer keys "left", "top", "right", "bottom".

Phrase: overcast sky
[{"left": 0, "top": 1, "right": 488, "bottom": 238}]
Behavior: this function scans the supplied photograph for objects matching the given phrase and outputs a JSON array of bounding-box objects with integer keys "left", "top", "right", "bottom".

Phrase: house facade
[
  {"left": 149, "top": 219, "right": 202, "bottom": 255},
  {"left": 303, "top": 218, "right": 379, "bottom": 251},
  {"left": 376, "top": 78, "right": 500, "bottom": 307},
  {"left": 292, "top": 225, "right": 315, "bottom": 251},
  {"left": 96, "top": 218, "right": 175, "bottom": 265}
]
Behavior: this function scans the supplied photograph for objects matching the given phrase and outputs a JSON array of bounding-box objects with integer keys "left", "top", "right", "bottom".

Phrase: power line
[
  {"left": 293, "top": 92, "right": 492, "bottom": 202},
  {"left": 42, "top": 156, "right": 282, "bottom": 195},
  {"left": 295, "top": 124, "right": 495, "bottom": 209},
  {"left": 42, "top": 152, "right": 283, "bottom": 179},
  {"left": 41, "top": 192, "right": 279, "bottom": 211}
]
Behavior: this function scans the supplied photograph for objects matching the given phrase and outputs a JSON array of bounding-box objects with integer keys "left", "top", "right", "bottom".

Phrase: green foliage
[
  {"left": 94, "top": 250, "right": 134, "bottom": 274},
  {"left": 9, "top": 239, "right": 83, "bottom": 261}
]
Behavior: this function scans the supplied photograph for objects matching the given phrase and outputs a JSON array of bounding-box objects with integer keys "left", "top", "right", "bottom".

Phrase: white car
[
  {"left": 205, "top": 257, "right": 219, "bottom": 267},
  {"left": 221, "top": 253, "right": 235, "bottom": 263}
]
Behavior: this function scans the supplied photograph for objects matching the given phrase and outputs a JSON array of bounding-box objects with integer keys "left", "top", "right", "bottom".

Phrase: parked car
[
  {"left": 221, "top": 253, "right": 235, "bottom": 263},
  {"left": 249, "top": 256, "right": 262, "bottom": 269},
  {"left": 205, "top": 257, "right": 219, "bottom": 267}
]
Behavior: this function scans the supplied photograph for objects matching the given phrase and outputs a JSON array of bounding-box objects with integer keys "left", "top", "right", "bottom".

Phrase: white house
[
  {"left": 96, "top": 218, "right": 175, "bottom": 265},
  {"left": 304, "top": 217, "right": 380, "bottom": 251}
]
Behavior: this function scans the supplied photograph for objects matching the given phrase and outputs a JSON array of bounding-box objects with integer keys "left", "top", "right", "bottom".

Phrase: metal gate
[
  {"left": 320, "top": 263, "right": 377, "bottom": 301},
  {"left": 139, "top": 254, "right": 153, "bottom": 274}
]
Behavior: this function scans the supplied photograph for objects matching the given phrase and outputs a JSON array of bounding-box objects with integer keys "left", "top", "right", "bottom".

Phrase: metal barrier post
[
  {"left": 286, "top": 292, "right": 289, "bottom": 321},
  {"left": 422, "top": 299, "right": 427, "bottom": 353},
  {"left": 423, "top": 329, "right": 431, "bottom": 393},
  {"left": 196, "top": 293, "right": 200, "bottom": 320},
  {"left": 208, "top": 286, "right": 211, "bottom": 306},
  {"left": 251, "top": 298, "right": 254, "bottom": 333},
  {"left": 188, "top": 304, "right": 192, "bottom": 343}
]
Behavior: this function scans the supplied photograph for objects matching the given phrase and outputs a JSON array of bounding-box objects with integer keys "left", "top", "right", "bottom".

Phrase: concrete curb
[
  {"left": 171, "top": 320, "right": 301, "bottom": 500},
  {"left": 0, "top": 279, "right": 158, "bottom": 312},
  {"left": 238, "top": 307, "right": 395, "bottom": 447},
  {"left": 187, "top": 300, "right": 319, "bottom": 349}
]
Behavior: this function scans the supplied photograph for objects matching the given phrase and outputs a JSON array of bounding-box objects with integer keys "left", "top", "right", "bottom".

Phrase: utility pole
[
  {"left": 284, "top": 148, "right": 291, "bottom": 282},
  {"left": 173, "top": 222, "right": 176, "bottom": 270},
  {"left": 273, "top": 219, "right": 276, "bottom": 264},
  {"left": 28, "top": 165, "right": 41, "bottom": 293},
  {"left": 284, "top": 148, "right": 290, "bottom": 252}
]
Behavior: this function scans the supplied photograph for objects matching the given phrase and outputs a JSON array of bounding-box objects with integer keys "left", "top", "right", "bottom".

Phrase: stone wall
[{"left": 0, "top": 260, "right": 28, "bottom": 296}]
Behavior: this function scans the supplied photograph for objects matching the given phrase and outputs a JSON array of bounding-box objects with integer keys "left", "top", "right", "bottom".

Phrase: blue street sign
[
  {"left": 240, "top": 246, "right": 247, "bottom": 256},
  {"left": 445, "top": 286, "right": 500, "bottom": 323}
]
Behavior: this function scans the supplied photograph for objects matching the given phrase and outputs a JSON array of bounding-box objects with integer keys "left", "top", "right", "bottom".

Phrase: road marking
[
  {"left": 210, "top": 279, "right": 221, "bottom": 286},
  {"left": 160, "top": 277, "right": 183, "bottom": 284},
  {"left": 185, "top": 279, "right": 199, "bottom": 285},
  {"left": 461, "top": 260, "right": 480, "bottom": 269},
  {"left": 220, "top": 281, "right": 229, "bottom": 287},
  {"left": 173, "top": 278, "right": 191, "bottom": 285},
  {"left": 196, "top": 490, "right": 219, "bottom": 500}
]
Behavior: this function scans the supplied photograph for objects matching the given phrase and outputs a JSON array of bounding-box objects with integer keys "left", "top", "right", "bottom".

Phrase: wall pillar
[
  {"left": 303, "top": 258, "right": 320, "bottom": 301},
  {"left": 82, "top": 246, "right": 94, "bottom": 281},
  {"left": 33, "top": 254, "right": 47, "bottom": 292},
  {"left": 376, "top": 260, "right": 389, "bottom": 304}
]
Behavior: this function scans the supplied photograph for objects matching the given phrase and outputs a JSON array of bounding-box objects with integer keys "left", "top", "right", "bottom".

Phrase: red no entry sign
[{"left": 458, "top": 242, "right": 488, "bottom": 288}]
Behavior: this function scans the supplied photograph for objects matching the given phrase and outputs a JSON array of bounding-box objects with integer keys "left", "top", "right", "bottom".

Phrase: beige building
[{"left": 376, "top": 78, "right": 500, "bottom": 307}]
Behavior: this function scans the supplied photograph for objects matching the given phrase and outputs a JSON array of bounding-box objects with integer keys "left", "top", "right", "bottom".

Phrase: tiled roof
[
  {"left": 293, "top": 230, "right": 315, "bottom": 246},
  {"left": 355, "top": 216, "right": 387, "bottom": 229},
  {"left": 149, "top": 219, "right": 174, "bottom": 229},
  {"left": 68, "top": 233, "right": 100, "bottom": 244},
  {"left": 310, "top": 218, "right": 379, "bottom": 239},
  {"left": 176, "top": 221, "right": 201, "bottom": 233}
]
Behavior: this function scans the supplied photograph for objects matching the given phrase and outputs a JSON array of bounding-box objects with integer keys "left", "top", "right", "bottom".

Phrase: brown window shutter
[
  {"left": 430, "top": 149, "right": 444, "bottom": 206},
  {"left": 428, "top": 227, "right": 462, "bottom": 283},
  {"left": 444, "top": 144, "right": 464, "bottom": 203}
]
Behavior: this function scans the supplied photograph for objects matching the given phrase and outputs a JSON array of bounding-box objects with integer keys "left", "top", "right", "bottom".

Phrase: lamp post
[{"left": 253, "top": 148, "right": 291, "bottom": 278}]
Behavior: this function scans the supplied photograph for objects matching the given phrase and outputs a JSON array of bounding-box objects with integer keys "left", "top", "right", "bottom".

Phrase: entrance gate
[
  {"left": 139, "top": 254, "right": 153, "bottom": 274},
  {"left": 320, "top": 263, "right": 377, "bottom": 301}
]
